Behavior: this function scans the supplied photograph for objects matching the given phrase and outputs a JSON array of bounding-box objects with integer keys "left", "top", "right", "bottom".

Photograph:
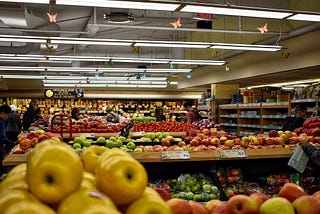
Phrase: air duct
[{"left": 0, "top": 6, "right": 46, "bottom": 29}]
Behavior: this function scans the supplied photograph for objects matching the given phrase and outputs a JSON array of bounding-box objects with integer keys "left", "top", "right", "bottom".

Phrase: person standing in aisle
[
  {"left": 282, "top": 104, "right": 308, "bottom": 131},
  {"left": 183, "top": 101, "right": 197, "bottom": 124},
  {"left": 155, "top": 106, "right": 166, "bottom": 122},
  {"left": 71, "top": 107, "right": 81, "bottom": 120},
  {"left": 22, "top": 100, "right": 38, "bottom": 131},
  {"left": 0, "top": 105, "right": 14, "bottom": 169},
  {"left": 5, "top": 105, "right": 22, "bottom": 143}
]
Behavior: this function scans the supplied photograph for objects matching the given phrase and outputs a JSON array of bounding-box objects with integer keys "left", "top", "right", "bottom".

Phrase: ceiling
[{"left": 0, "top": 0, "right": 319, "bottom": 91}]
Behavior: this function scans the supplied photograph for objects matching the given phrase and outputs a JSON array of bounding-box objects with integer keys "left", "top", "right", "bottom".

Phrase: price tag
[
  {"left": 219, "top": 150, "right": 247, "bottom": 159},
  {"left": 161, "top": 151, "right": 190, "bottom": 160},
  {"left": 132, "top": 131, "right": 145, "bottom": 137},
  {"left": 80, "top": 133, "right": 95, "bottom": 138}
]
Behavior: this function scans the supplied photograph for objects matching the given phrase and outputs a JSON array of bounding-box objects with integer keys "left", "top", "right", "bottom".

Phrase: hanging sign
[{"left": 44, "top": 88, "right": 84, "bottom": 98}]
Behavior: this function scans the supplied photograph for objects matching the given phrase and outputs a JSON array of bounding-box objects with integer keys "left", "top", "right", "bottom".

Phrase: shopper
[
  {"left": 71, "top": 107, "right": 80, "bottom": 120},
  {"left": 155, "top": 106, "right": 166, "bottom": 122},
  {"left": 22, "top": 100, "right": 38, "bottom": 131},
  {"left": 282, "top": 104, "right": 307, "bottom": 131},
  {"left": 183, "top": 101, "right": 198, "bottom": 124},
  {"left": 6, "top": 105, "right": 22, "bottom": 143},
  {"left": 300, "top": 142, "right": 320, "bottom": 166},
  {"left": 35, "top": 107, "right": 42, "bottom": 120},
  {"left": 0, "top": 105, "right": 14, "bottom": 158}
]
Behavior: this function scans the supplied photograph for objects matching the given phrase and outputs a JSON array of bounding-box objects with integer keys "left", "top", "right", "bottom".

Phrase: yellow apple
[
  {"left": 0, "top": 189, "right": 38, "bottom": 212},
  {"left": 57, "top": 188, "right": 120, "bottom": 214},
  {"left": 98, "top": 148, "right": 133, "bottom": 163},
  {"left": 5, "top": 163, "right": 27, "bottom": 178},
  {"left": 80, "top": 171, "right": 97, "bottom": 190},
  {"left": 27, "top": 139, "right": 83, "bottom": 204},
  {"left": 3, "top": 200, "right": 56, "bottom": 214},
  {"left": 96, "top": 155, "right": 148, "bottom": 206},
  {"left": 125, "top": 187, "right": 172, "bottom": 214},
  {"left": 260, "top": 197, "right": 295, "bottom": 214},
  {"left": 0, "top": 169, "right": 28, "bottom": 193},
  {"left": 82, "top": 145, "right": 108, "bottom": 174}
]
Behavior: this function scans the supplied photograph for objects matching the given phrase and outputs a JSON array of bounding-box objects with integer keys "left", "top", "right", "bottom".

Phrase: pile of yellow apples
[
  {"left": 0, "top": 140, "right": 211, "bottom": 213},
  {"left": 0, "top": 140, "right": 173, "bottom": 214}
]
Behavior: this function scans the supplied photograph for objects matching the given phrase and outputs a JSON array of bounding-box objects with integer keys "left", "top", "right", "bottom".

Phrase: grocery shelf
[{"left": 2, "top": 148, "right": 293, "bottom": 166}]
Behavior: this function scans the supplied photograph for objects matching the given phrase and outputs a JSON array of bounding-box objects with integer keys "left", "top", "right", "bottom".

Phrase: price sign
[
  {"left": 219, "top": 150, "right": 247, "bottom": 159},
  {"left": 80, "top": 133, "right": 95, "bottom": 138},
  {"left": 161, "top": 151, "right": 190, "bottom": 160},
  {"left": 132, "top": 131, "right": 145, "bottom": 137}
]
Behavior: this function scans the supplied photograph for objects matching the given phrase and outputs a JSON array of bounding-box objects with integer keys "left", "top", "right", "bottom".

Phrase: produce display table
[{"left": 2, "top": 148, "right": 293, "bottom": 166}]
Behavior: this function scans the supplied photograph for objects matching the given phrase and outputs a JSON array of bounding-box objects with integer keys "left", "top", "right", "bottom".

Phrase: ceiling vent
[{"left": 103, "top": 12, "right": 134, "bottom": 24}]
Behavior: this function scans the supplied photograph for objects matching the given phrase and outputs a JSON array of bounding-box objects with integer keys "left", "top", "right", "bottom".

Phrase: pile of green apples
[{"left": 150, "top": 173, "right": 220, "bottom": 202}]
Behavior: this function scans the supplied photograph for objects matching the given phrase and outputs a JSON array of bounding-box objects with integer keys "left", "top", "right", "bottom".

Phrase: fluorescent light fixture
[
  {"left": 1, "top": 74, "right": 168, "bottom": 81},
  {"left": 134, "top": 41, "right": 211, "bottom": 49},
  {"left": 0, "top": 0, "right": 48, "bottom": 3},
  {"left": 42, "top": 80, "right": 168, "bottom": 85},
  {"left": 0, "top": 66, "right": 190, "bottom": 73},
  {"left": 211, "top": 43, "right": 282, "bottom": 52},
  {"left": 288, "top": 13, "right": 320, "bottom": 22},
  {"left": 0, "top": 54, "right": 226, "bottom": 66},
  {"left": 55, "top": 0, "right": 180, "bottom": 11},
  {"left": 0, "top": 35, "right": 283, "bottom": 52},
  {"left": 180, "top": 4, "right": 293, "bottom": 19},
  {"left": 111, "top": 58, "right": 169, "bottom": 64},
  {"left": 170, "top": 59, "right": 226, "bottom": 65},
  {"left": 0, "top": 37, "right": 46, "bottom": 43},
  {"left": 42, "top": 83, "right": 168, "bottom": 88}
]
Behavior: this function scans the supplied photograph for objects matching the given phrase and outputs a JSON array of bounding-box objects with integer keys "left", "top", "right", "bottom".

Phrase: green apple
[
  {"left": 127, "top": 142, "right": 136, "bottom": 150},
  {"left": 96, "top": 137, "right": 106, "bottom": 144},
  {"left": 202, "top": 184, "right": 212, "bottom": 193},
  {"left": 118, "top": 136, "right": 127, "bottom": 143},
  {"left": 73, "top": 143, "right": 81, "bottom": 149},
  {"left": 105, "top": 140, "right": 114, "bottom": 149},
  {"left": 133, "top": 148, "right": 143, "bottom": 152},
  {"left": 109, "top": 136, "right": 117, "bottom": 142},
  {"left": 82, "top": 140, "right": 91, "bottom": 147}
]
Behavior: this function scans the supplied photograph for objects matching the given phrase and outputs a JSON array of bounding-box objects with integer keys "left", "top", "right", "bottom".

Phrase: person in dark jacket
[
  {"left": 22, "top": 100, "right": 37, "bottom": 131},
  {"left": 300, "top": 142, "right": 320, "bottom": 166},
  {"left": 184, "top": 101, "right": 197, "bottom": 124},
  {"left": 155, "top": 107, "right": 166, "bottom": 122},
  {"left": 0, "top": 105, "right": 13, "bottom": 159},
  {"left": 282, "top": 104, "right": 307, "bottom": 131},
  {"left": 6, "top": 105, "right": 22, "bottom": 143}
]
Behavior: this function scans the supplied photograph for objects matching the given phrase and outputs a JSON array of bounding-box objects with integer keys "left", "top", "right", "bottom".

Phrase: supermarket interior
[{"left": 0, "top": 0, "right": 320, "bottom": 213}]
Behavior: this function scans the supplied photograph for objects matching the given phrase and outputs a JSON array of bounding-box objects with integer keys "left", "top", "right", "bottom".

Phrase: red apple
[
  {"left": 312, "top": 190, "right": 320, "bottom": 200},
  {"left": 234, "top": 138, "right": 242, "bottom": 145},
  {"left": 206, "top": 199, "right": 225, "bottom": 213},
  {"left": 249, "top": 193, "right": 269, "bottom": 209},
  {"left": 225, "top": 195, "right": 259, "bottom": 214},
  {"left": 202, "top": 128, "right": 210, "bottom": 135},
  {"left": 264, "top": 137, "right": 274, "bottom": 145},
  {"left": 201, "top": 138, "right": 211, "bottom": 147},
  {"left": 178, "top": 141, "right": 187, "bottom": 147},
  {"left": 189, "top": 201, "right": 209, "bottom": 214},
  {"left": 211, "top": 138, "right": 220, "bottom": 147},
  {"left": 166, "top": 198, "right": 193, "bottom": 214},
  {"left": 293, "top": 195, "right": 320, "bottom": 214},
  {"left": 190, "top": 139, "right": 200, "bottom": 146},
  {"left": 212, "top": 201, "right": 227, "bottom": 214},
  {"left": 162, "top": 139, "right": 171, "bottom": 147},
  {"left": 153, "top": 187, "right": 171, "bottom": 201},
  {"left": 278, "top": 182, "right": 307, "bottom": 202}
]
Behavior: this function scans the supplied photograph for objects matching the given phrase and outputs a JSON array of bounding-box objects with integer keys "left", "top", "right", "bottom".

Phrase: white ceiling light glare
[
  {"left": 211, "top": 43, "right": 282, "bottom": 52},
  {"left": 55, "top": 0, "right": 180, "bottom": 11},
  {"left": 0, "top": 0, "right": 49, "bottom": 3},
  {"left": 170, "top": 59, "right": 226, "bottom": 65},
  {"left": 288, "top": 13, "right": 320, "bottom": 22},
  {"left": 42, "top": 83, "right": 168, "bottom": 88},
  {"left": 180, "top": 4, "right": 293, "bottom": 19},
  {"left": 134, "top": 41, "right": 211, "bottom": 49}
]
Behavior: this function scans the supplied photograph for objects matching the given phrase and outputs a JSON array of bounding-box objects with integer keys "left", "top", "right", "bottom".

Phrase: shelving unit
[{"left": 218, "top": 102, "right": 290, "bottom": 135}]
